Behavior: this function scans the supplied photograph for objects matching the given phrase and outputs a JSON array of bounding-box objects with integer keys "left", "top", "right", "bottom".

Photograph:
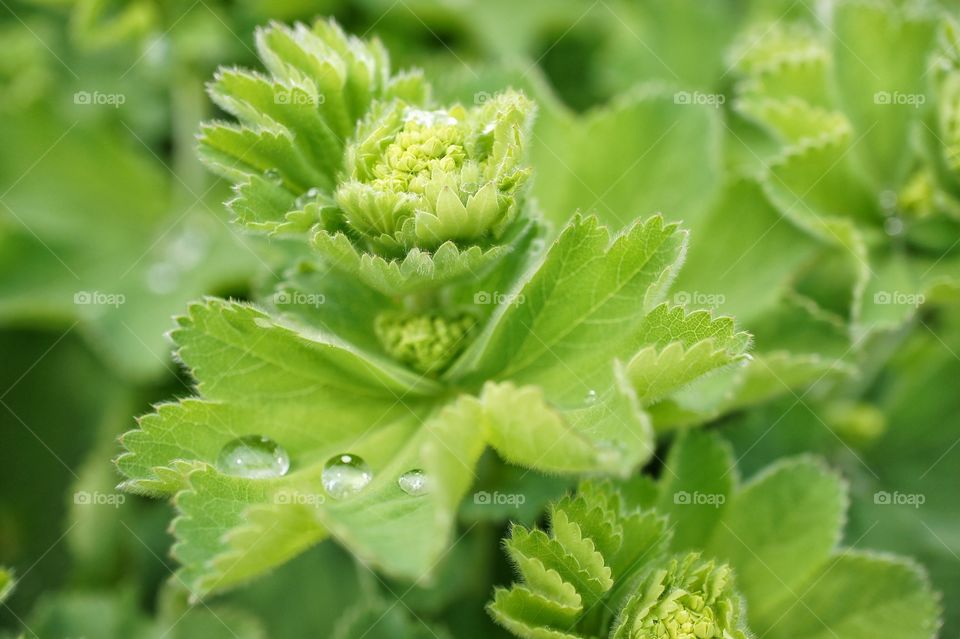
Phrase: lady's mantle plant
[
  {"left": 115, "top": 18, "right": 751, "bottom": 598},
  {"left": 489, "top": 433, "right": 941, "bottom": 639}
]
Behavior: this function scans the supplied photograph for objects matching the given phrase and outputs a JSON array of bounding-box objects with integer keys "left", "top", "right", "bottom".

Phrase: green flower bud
[
  {"left": 336, "top": 91, "right": 534, "bottom": 257},
  {"left": 622, "top": 554, "right": 749, "bottom": 639},
  {"left": 374, "top": 310, "right": 477, "bottom": 374}
]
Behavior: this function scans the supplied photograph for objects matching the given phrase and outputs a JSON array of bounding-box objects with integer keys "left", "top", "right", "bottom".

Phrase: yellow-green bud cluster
[
  {"left": 622, "top": 555, "right": 747, "bottom": 639},
  {"left": 374, "top": 310, "right": 477, "bottom": 374},
  {"left": 336, "top": 91, "right": 534, "bottom": 257}
]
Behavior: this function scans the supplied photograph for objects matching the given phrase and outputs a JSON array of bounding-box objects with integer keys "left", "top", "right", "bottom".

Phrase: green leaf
[
  {"left": 655, "top": 432, "right": 735, "bottom": 552},
  {"left": 831, "top": 0, "right": 937, "bottom": 189},
  {"left": 671, "top": 179, "right": 821, "bottom": 324},
  {"left": 311, "top": 229, "right": 513, "bottom": 296},
  {"left": 117, "top": 301, "right": 479, "bottom": 593},
  {"left": 599, "top": 0, "right": 741, "bottom": 90},
  {"left": 765, "top": 552, "right": 942, "bottom": 639},
  {"left": 624, "top": 304, "right": 751, "bottom": 404},
  {"left": 531, "top": 87, "right": 722, "bottom": 232},
  {"left": 333, "top": 599, "right": 452, "bottom": 639},
  {"left": 452, "top": 215, "right": 687, "bottom": 392},
  {"left": 0, "top": 109, "right": 257, "bottom": 381},
  {"left": 0, "top": 567, "right": 14, "bottom": 605},
  {"left": 706, "top": 458, "right": 847, "bottom": 627}
]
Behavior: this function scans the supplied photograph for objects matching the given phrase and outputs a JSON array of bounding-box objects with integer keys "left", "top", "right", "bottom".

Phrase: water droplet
[
  {"left": 295, "top": 187, "right": 322, "bottom": 209},
  {"left": 884, "top": 216, "right": 904, "bottom": 236},
  {"left": 398, "top": 469, "right": 429, "bottom": 496},
  {"left": 460, "top": 182, "right": 479, "bottom": 194},
  {"left": 595, "top": 440, "right": 623, "bottom": 465},
  {"left": 263, "top": 168, "right": 283, "bottom": 185},
  {"left": 216, "top": 435, "right": 290, "bottom": 479},
  {"left": 322, "top": 454, "right": 372, "bottom": 499},
  {"left": 404, "top": 108, "right": 457, "bottom": 127},
  {"left": 584, "top": 389, "right": 598, "bottom": 405}
]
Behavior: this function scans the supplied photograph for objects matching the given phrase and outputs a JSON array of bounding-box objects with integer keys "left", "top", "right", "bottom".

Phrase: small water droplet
[
  {"left": 295, "top": 187, "right": 322, "bottom": 209},
  {"left": 322, "top": 454, "right": 372, "bottom": 499},
  {"left": 460, "top": 182, "right": 479, "bottom": 194},
  {"left": 263, "top": 168, "right": 283, "bottom": 185},
  {"left": 217, "top": 435, "right": 290, "bottom": 479},
  {"left": 595, "top": 440, "right": 623, "bottom": 465},
  {"left": 584, "top": 389, "right": 598, "bottom": 405},
  {"left": 884, "top": 216, "right": 904, "bottom": 236},
  {"left": 398, "top": 469, "right": 429, "bottom": 496}
]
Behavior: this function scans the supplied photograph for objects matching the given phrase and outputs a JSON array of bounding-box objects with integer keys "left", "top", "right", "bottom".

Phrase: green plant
[
  {"left": 2, "top": 2, "right": 957, "bottom": 637},
  {"left": 489, "top": 433, "right": 941, "bottom": 639},
  {"left": 116, "top": 18, "right": 753, "bottom": 598}
]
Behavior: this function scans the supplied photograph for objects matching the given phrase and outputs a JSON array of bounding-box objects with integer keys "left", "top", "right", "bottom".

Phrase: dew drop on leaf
[
  {"left": 294, "top": 187, "right": 322, "bottom": 209},
  {"left": 322, "top": 454, "right": 372, "bottom": 499},
  {"left": 595, "top": 440, "right": 623, "bottom": 466},
  {"left": 584, "top": 389, "right": 598, "bottom": 405},
  {"left": 397, "top": 469, "right": 429, "bottom": 496},
  {"left": 263, "top": 168, "right": 283, "bottom": 185},
  {"left": 216, "top": 435, "right": 290, "bottom": 479}
]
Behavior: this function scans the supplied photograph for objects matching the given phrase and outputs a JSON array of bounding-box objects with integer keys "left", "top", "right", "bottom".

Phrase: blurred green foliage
[{"left": 1, "top": 0, "right": 958, "bottom": 637}]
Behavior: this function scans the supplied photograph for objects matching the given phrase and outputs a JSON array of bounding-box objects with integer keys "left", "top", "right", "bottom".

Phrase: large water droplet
[
  {"left": 398, "top": 469, "right": 429, "bottom": 496},
  {"left": 322, "top": 454, "right": 372, "bottom": 499},
  {"left": 263, "top": 168, "right": 283, "bottom": 185},
  {"left": 217, "top": 435, "right": 290, "bottom": 479}
]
